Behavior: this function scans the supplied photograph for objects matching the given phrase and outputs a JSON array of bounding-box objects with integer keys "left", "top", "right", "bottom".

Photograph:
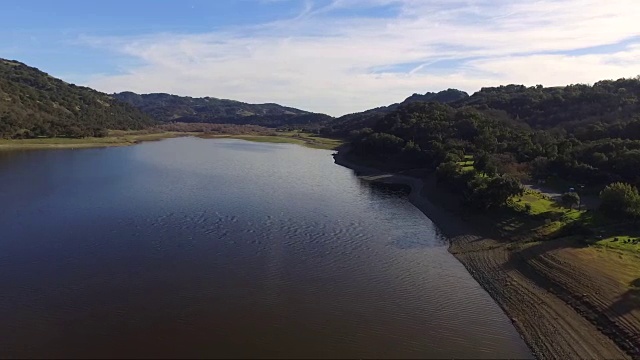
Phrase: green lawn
[
  {"left": 501, "top": 189, "right": 590, "bottom": 238},
  {"left": 511, "top": 189, "right": 582, "bottom": 218},
  {"left": 505, "top": 188, "right": 640, "bottom": 253},
  {"left": 457, "top": 158, "right": 475, "bottom": 172},
  {"left": 596, "top": 236, "right": 640, "bottom": 252}
]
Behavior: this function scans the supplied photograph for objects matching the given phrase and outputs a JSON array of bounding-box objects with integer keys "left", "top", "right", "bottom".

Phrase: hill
[
  {"left": 114, "top": 92, "right": 333, "bottom": 128},
  {"left": 456, "top": 81, "right": 640, "bottom": 134},
  {"left": 324, "top": 89, "right": 469, "bottom": 135},
  {"left": 332, "top": 77, "right": 640, "bottom": 189},
  {"left": 402, "top": 88, "right": 470, "bottom": 105},
  {"left": 0, "top": 59, "right": 153, "bottom": 138}
]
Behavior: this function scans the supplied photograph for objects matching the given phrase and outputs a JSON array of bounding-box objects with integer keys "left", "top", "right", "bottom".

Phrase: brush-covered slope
[{"left": 0, "top": 59, "right": 153, "bottom": 138}]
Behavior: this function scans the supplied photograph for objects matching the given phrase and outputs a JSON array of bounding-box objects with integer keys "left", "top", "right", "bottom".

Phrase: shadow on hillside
[
  {"left": 505, "top": 241, "right": 640, "bottom": 358},
  {"left": 609, "top": 279, "right": 640, "bottom": 318}
]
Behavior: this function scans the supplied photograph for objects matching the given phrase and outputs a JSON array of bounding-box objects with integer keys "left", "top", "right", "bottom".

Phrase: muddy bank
[{"left": 333, "top": 148, "right": 633, "bottom": 359}]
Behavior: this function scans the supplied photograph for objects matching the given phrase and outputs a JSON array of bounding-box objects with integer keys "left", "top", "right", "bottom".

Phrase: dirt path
[
  {"left": 522, "top": 240, "right": 640, "bottom": 357},
  {"left": 334, "top": 149, "right": 634, "bottom": 359},
  {"left": 450, "top": 235, "right": 630, "bottom": 359}
]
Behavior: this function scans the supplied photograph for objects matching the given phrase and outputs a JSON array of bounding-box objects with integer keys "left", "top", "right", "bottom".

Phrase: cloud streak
[{"left": 82, "top": 0, "right": 640, "bottom": 116}]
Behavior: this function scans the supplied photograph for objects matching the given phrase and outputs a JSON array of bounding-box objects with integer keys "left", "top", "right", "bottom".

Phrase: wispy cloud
[{"left": 82, "top": 0, "right": 640, "bottom": 116}]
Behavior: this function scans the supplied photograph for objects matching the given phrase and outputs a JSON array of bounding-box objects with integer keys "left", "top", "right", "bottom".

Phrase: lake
[{"left": 0, "top": 137, "right": 531, "bottom": 358}]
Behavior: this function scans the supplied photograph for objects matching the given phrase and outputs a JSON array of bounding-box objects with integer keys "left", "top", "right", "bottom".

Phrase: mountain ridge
[{"left": 113, "top": 91, "right": 332, "bottom": 128}]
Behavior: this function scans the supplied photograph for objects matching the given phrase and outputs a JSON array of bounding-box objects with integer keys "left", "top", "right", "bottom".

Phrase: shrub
[{"left": 600, "top": 182, "right": 640, "bottom": 218}]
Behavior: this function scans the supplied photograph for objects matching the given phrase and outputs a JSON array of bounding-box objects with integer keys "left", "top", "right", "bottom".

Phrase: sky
[{"left": 2, "top": 0, "right": 640, "bottom": 116}]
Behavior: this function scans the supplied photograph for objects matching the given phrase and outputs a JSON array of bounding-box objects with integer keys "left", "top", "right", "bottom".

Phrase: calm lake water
[{"left": 0, "top": 137, "right": 531, "bottom": 358}]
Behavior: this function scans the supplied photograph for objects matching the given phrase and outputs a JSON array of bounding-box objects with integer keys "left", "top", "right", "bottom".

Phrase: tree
[
  {"left": 473, "top": 151, "right": 498, "bottom": 176},
  {"left": 530, "top": 157, "right": 550, "bottom": 179},
  {"left": 465, "top": 175, "right": 523, "bottom": 209},
  {"left": 444, "top": 152, "right": 462, "bottom": 163},
  {"left": 524, "top": 203, "right": 533, "bottom": 214},
  {"left": 561, "top": 192, "right": 580, "bottom": 209},
  {"left": 357, "top": 132, "right": 405, "bottom": 156},
  {"left": 436, "top": 161, "right": 462, "bottom": 186},
  {"left": 474, "top": 152, "right": 490, "bottom": 174},
  {"left": 486, "top": 175, "right": 524, "bottom": 207},
  {"left": 600, "top": 182, "right": 640, "bottom": 218},
  {"left": 483, "top": 161, "right": 498, "bottom": 177}
]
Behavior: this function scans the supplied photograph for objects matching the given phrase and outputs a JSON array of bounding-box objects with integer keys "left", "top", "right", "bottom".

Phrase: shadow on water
[
  {"left": 361, "top": 180, "right": 412, "bottom": 197},
  {"left": 360, "top": 181, "right": 449, "bottom": 249},
  {"left": 388, "top": 233, "right": 447, "bottom": 250}
]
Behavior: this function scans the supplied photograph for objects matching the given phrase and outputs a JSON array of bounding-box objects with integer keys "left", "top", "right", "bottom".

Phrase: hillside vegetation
[
  {"left": 325, "top": 88, "right": 469, "bottom": 135},
  {"left": 0, "top": 59, "right": 153, "bottom": 138},
  {"left": 114, "top": 92, "right": 333, "bottom": 128},
  {"left": 333, "top": 77, "right": 640, "bottom": 192}
]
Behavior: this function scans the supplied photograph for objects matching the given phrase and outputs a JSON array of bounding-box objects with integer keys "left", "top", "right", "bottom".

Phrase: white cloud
[{"left": 81, "top": 0, "right": 640, "bottom": 116}]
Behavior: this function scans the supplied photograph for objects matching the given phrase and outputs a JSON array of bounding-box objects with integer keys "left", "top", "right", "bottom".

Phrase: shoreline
[
  {"left": 0, "top": 132, "right": 196, "bottom": 151},
  {"left": 0, "top": 132, "right": 342, "bottom": 152},
  {"left": 333, "top": 147, "right": 634, "bottom": 359}
]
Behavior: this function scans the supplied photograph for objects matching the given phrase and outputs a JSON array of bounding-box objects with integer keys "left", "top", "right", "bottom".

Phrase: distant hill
[
  {"left": 328, "top": 77, "right": 640, "bottom": 188},
  {"left": 114, "top": 92, "right": 333, "bottom": 128},
  {"left": 324, "top": 89, "right": 469, "bottom": 135},
  {"left": 0, "top": 59, "right": 153, "bottom": 138}
]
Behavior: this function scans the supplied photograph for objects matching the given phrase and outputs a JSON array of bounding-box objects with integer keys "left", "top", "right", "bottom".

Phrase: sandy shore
[{"left": 333, "top": 148, "right": 636, "bottom": 359}]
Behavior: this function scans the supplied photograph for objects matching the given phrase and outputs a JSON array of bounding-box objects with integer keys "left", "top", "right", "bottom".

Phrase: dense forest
[
  {"left": 114, "top": 92, "right": 332, "bottom": 128},
  {"left": 328, "top": 77, "right": 640, "bottom": 197},
  {"left": 0, "top": 59, "right": 153, "bottom": 138}
]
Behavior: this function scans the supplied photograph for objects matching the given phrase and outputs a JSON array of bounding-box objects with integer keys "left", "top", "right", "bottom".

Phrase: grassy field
[
  {"left": 589, "top": 221, "right": 640, "bottom": 253},
  {"left": 0, "top": 130, "right": 343, "bottom": 151},
  {"left": 505, "top": 188, "right": 640, "bottom": 254},
  {"left": 477, "top": 187, "right": 591, "bottom": 240},
  {"left": 0, "top": 131, "right": 193, "bottom": 151},
  {"left": 596, "top": 236, "right": 640, "bottom": 252},
  {"left": 458, "top": 156, "right": 475, "bottom": 172},
  {"left": 446, "top": 156, "right": 636, "bottom": 253}
]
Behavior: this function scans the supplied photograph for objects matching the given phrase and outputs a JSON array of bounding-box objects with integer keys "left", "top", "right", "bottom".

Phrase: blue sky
[
  {"left": 2, "top": 0, "right": 640, "bottom": 115},
  {"left": 2, "top": 1, "right": 308, "bottom": 76}
]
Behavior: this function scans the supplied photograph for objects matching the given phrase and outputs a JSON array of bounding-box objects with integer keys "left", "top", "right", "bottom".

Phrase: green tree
[
  {"left": 436, "top": 161, "right": 462, "bottom": 185},
  {"left": 465, "top": 175, "right": 523, "bottom": 209},
  {"left": 530, "top": 157, "right": 550, "bottom": 179},
  {"left": 444, "top": 152, "right": 462, "bottom": 163},
  {"left": 486, "top": 175, "right": 524, "bottom": 207},
  {"left": 524, "top": 203, "right": 533, "bottom": 214},
  {"left": 600, "top": 182, "right": 640, "bottom": 218},
  {"left": 561, "top": 192, "right": 580, "bottom": 209},
  {"left": 474, "top": 152, "right": 490, "bottom": 174},
  {"left": 357, "top": 132, "right": 405, "bottom": 155}
]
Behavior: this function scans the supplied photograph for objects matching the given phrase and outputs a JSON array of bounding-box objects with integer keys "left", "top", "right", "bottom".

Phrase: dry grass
[{"left": 0, "top": 129, "right": 343, "bottom": 151}]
